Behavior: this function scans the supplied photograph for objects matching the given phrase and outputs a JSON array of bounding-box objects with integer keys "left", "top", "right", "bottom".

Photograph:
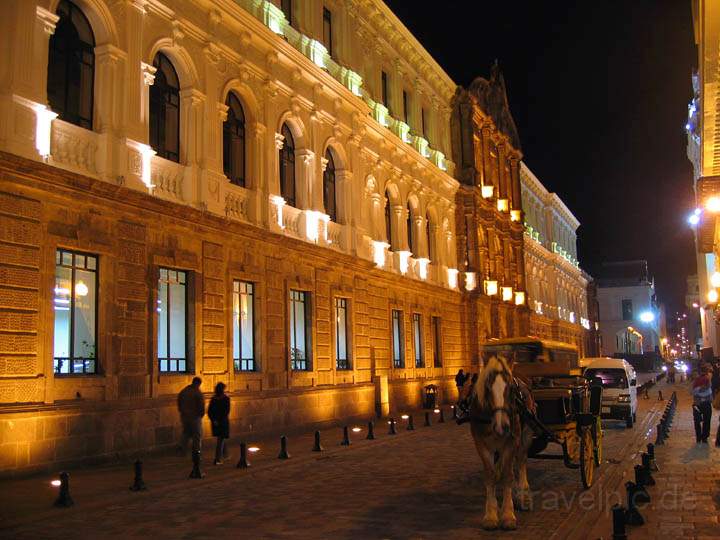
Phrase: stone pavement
[{"left": 0, "top": 377, "right": 699, "bottom": 539}]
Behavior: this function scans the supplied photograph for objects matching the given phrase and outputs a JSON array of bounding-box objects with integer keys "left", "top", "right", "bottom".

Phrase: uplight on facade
[
  {"left": 271, "top": 195, "right": 286, "bottom": 229},
  {"left": 397, "top": 251, "right": 411, "bottom": 275},
  {"left": 510, "top": 209, "right": 521, "bottom": 222},
  {"left": 481, "top": 185, "right": 494, "bottom": 199},
  {"left": 447, "top": 268, "right": 459, "bottom": 289},
  {"left": 514, "top": 291, "right": 525, "bottom": 305},
  {"left": 33, "top": 104, "right": 58, "bottom": 158},
  {"left": 501, "top": 286, "right": 513, "bottom": 302},
  {"left": 711, "top": 271, "right": 720, "bottom": 288},
  {"left": 484, "top": 279, "right": 498, "bottom": 296},
  {"left": 497, "top": 199, "right": 509, "bottom": 212},
  {"left": 465, "top": 271, "right": 476, "bottom": 291},
  {"left": 708, "top": 289, "right": 719, "bottom": 304},
  {"left": 416, "top": 258, "right": 429, "bottom": 280}
]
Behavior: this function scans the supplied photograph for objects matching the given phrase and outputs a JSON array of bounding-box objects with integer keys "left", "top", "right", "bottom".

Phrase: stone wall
[{"left": 0, "top": 153, "right": 469, "bottom": 474}]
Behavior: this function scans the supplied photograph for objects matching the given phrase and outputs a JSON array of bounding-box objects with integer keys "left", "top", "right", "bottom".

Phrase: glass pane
[
  {"left": 241, "top": 287, "right": 254, "bottom": 361},
  {"left": 53, "top": 265, "right": 72, "bottom": 364},
  {"left": 157, "top": 281, "right": 168, "bottom": 359},
  {"left": 336, "top": 299, "right": 347, "bottom": 364},
  {"left": 294, "top": 295, "right": 305, "bottom": 361},
  {"left": 86, "top": 255, "right": 96, "bottom": 270},
  {"left": 169, "top": 280, "right": 186, "bottom": 359},
  {"left": 62, "top": 251, "right": 72, "bottom": 265},
  {"left": 73, "top": 268, "right": 96, "bottom": 361},
  {"left": 232, "top": 289, "right": 240, "bottom": 361}
]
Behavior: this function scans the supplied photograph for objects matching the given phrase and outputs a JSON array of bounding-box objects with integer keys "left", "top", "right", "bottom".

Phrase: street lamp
[
  {"left": 639, "top": 311, "right": 655, "bottom": 323},
  {"left": 708, "top": 289, "right": 719, "bottom": 304}
]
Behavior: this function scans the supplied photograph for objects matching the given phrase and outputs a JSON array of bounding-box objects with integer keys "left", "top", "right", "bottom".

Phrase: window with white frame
[
  {"left": 158, "top": 268, "right": 187, "bottom": 372},
  {"left": 335, "top": 297, "right": 350, "bottom": 370},
  {"left": 53, "top": 249, "right": 97, "bottom": 374},
  {"left": 290, "top": 290, "right": 312, "bottom": 370},
  {"left": 233, "top": 280, "right": 255, "bottom": 371},
  {"left": 392, "top": 309, "right": 405, "bottom": 368}
]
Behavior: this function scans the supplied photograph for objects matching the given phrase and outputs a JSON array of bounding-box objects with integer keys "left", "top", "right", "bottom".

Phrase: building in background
[
  {"left": 584, "top": 272, "right": 602, "bottom": 357},
  {"left": 597, "top": 261, "right": 662, "bottom": 356},
  {"left": 687, "top": 0, "right": 720, "bottom": 359},
  {"left": 519, "top": 163, "right": 590, "bottom": 355},
  {"left": 685, "top": 274, "right": 702, "bottom": 356}
]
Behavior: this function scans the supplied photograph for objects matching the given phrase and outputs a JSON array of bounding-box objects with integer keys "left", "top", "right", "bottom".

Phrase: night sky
[{"left": 385, "top": 0, "right": 697, "bottom": 314}]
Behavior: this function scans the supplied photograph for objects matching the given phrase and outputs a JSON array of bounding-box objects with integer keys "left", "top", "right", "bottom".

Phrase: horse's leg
[
  {"left": 474, "top": 435, "right": 499, "bottom": 530},
  {"left": 515, "top": 428, "right": 533, "bottom": 510},
  {"left": 499, "top": 444, "right": 517, "bottom": 530}
]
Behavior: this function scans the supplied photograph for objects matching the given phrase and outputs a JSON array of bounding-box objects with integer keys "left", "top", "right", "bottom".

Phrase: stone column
[
  {"left": 497, "top": 143, "right": 507, "bottom": 200},
  {"left": 296, "top": 148, "right": 316, "bottom": 211},
  {"left": 124, "top": 0, "right": 148, "bottom": 143},
  {"left": 94, "top": 44, "right": 126, "bottom": 182},
  {"left": 392, "top": 204, "right": 406, "bottom": 251},
  {"left": 414, "top": 214, "right": 427, "bottom": 258}
]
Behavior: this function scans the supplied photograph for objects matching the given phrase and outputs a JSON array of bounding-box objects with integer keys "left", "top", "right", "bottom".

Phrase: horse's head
[{"left": 478, "top": 355, "right": 516, "bottom": 437}]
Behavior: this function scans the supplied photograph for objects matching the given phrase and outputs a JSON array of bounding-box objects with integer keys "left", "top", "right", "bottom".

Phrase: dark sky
[{"left": 385, "top": 0, "right": 697, "bottom": 313}]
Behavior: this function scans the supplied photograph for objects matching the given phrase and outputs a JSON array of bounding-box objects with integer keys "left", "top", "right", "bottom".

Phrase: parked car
[{"left": 583, "top": 357, "right": 638, "bottom": 428}]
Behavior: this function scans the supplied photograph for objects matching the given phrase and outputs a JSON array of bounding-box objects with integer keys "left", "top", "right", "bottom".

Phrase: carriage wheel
[
  {"left": 580, "top": 427, "right": 594, "bottom": 489},
  {"left": 592, "top": 416, "right": 603, "bottom": 467}
]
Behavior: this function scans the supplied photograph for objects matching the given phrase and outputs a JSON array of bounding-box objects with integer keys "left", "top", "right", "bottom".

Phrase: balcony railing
[{"left": 50, "top": 119, "right": 99, "bottom": 178}]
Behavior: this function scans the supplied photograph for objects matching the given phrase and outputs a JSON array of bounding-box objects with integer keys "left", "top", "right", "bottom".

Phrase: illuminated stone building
[
  {"left": 0, "top": 0, "right": 473, "bottom": 472},
  {"left": 451, "top": 66, "right": 529, "bottom": 363},
  {"left": 519, "top": 163, "right": 591, "bottom": 355}
]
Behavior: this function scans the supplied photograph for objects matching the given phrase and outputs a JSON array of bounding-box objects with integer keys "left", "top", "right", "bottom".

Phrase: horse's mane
[{"left": 475, "top": 355, "right": 512, "bottom": 410}]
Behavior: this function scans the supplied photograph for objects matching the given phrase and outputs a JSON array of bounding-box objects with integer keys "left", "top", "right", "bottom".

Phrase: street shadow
[{"left": 680, "top": 442, "right": 711, "bottom": 463}]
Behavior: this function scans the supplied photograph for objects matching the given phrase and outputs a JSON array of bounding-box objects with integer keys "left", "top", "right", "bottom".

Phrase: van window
[
  {"left": 550, "top": 349, "right": 579, "bottom": 369},
  {"left": 585, "top": 368, "right": 628, "bottom": 389},
  {"left": 482, "top": 343, "right": 542, "bottom": 364}
]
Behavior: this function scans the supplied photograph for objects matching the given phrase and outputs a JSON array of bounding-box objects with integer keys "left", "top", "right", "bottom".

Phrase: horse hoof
[
  {"left": 500, "top": 517, "right": 517, "bottom": 530},
  {"left": 481, "top": 517, "right": 499, "bottom": 530}
]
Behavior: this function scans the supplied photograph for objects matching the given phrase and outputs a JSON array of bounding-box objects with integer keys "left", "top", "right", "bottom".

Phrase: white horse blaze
[{"left": 491, "top": 376, "right": 508, "bottom": 435}]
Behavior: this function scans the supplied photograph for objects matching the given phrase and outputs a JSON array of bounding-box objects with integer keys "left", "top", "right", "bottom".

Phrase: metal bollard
[
  {"left": 424, "top": 411, "right": 431, "bottom": 427},
  {"left": 388, "top": 417, "right": 397, "bottom": 435},
  {"left": 439, "top": 408, "right": 445, "bottom": 423},
  {"left": 312, "top": 430, "right": 324, "bottom": 452},
  {"left": 129, "top": 459, "right": 147, "bottom": 491},
  {"left": 451, "top": 405, "right": 457, "bottom": 420},
  {"left": 624, "top": 481, "right": 645, "bottom": 526},
  {"left": 189, "top": 450, "right": 204, "bottom": 479},
  {"left": 658, "top": 390, "right": 663, "bottom": 401},
  {"left": 655, "top": 423, "right": 664, "bottom": 445},
  {"left": 633, "top": 465, "right": 651, "bottom": 502},
  {"left": 406, "top": 415, "right": 415, "bottom": 431},
  {"left": 341, "top": 426, "right": 351, "bottom": 446},
  {"left": 278, "top": 435, "right": 291, "bottom": 459},
  {"left": 611, "top": 504, "right": 628, "bottom": 540},
  {"left": 641, "top": 453, "right": 656, "bottom": 486},
  {"left": 646, "top": 443, "right": 659, "bottom": 472},
  {"left": 236, "top": 442, "right": 250, "bottom": 468},
  {"left": 53, "top": 471, "right": 74, "bottom": 508},
  {"left": 366, "top": 421, "right": 375, "bottom": 440}
]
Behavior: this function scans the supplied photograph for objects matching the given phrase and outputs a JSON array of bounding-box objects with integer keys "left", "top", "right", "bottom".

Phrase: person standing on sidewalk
[
  {"left": 208, "top": 382, "right": 231, "bottom": 465},
  {"left": 455, "top": 369, "right": 468, "bottom": 395},
  {"left": 692, "top": 368, "right": 713, "bottom": 444},
  {"left": 178, "top": 377, "right": 205, "bottom": 454},
  {"left": 711, "top": 360, "right": 720, "bottom": 396}
]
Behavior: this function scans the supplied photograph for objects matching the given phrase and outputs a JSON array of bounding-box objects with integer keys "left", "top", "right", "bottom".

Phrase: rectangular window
[
  {"left": 290, "top": 290, "right": 312, "bottom": 370},
  {"left": 421, "top": 108, "right": 428, "bottom": 139},
  {"left": 53, "top": 249, "right": 98, "bottom": 375},
  {"left": 233, "top": 281, "right": 255, "bottom": 371},
  {"left": 381, "top": 71, "right": 389, "bottom": 109},
  {"left": 158, "top": 268, "right": 187, "bottom": 373},
  {"left": 413, "top": 313, "right": 424, "bottom": 367},
  {"left": 323, "top": 7, "right": 333, "bottom": 56},
  {"left": 281, "top": 0, "right": 292, "bottom": 26},
  {"left": 392, "top": 309, "right": 405, "bottom": 368},
  {"left": 621, "top": 299, "right": 633, "bottom": 321},
  {"left": 335, "top": 297, "right": 350, "bottom": 370},
  {"left": 432, "top": 316, "right": 442, "bottom": 367},
  {"left": 403, "top": 90, "right": 410, "bottom": 123}
]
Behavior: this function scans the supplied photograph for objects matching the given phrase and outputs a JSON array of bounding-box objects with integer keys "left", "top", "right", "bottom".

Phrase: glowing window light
[
  {"left": 514, "top": 291, "right": 525, "bottom": 305},
  {"left": 501, "top": 286, "right": 513, "bottom": 302},
  {"left": 484, "top": 280, "right": 498, "bottom": 296},
  {"left": 271, "top": 195, "right": 286, "bottom": 229},
  {"left": 481, "top": 185, "right": 494, "bottom": 199},
  {"left": 447, "top": 268, "right": 459, "bottom": 289},
  {"left": 465, "top": 272, "right": 476, "bottom": 291},
  {"left": 497, "top": 199, "right": 509, "bottom": 212},
  {"left": 372, "top": 241, "right": 388, "bottom": 268},
  {"left": 75, "top": 281, "right": 89, "bottom": 297}
]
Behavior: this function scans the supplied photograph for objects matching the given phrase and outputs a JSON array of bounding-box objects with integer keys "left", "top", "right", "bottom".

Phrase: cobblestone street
[{"left": 2, "top": 377, "right": 701, "bottom": 539}]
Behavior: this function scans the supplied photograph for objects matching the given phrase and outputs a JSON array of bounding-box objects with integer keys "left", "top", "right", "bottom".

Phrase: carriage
[{"left": 482, "top": 338, "right": 603, "bottom": 489}]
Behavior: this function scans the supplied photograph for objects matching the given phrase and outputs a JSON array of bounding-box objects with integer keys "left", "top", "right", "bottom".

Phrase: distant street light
[
  {"left": 639, "top": 311, "right": 655, "bottom": 323},
  {"left": 708, "top": 289, "right": 719, "bottom": 304}
]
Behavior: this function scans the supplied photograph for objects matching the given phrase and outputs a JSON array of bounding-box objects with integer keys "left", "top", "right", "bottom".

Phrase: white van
[{"left": 584, "top": 357, "right": 638, "bottom": 428}]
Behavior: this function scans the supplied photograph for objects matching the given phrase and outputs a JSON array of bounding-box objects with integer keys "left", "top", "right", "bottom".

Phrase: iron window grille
[
  {"left": 157, "top": 268, "right": 188, "bottom": 372},
  {"left": 47, "top": 0, "right": 95, "bottom": 130},
  {"left": 149, "top": 53, "right": 180, "bottom": 163},
  {"left": 392, "top": 309, "right": 405, "bottom": 368},
  {"left": 413, "top": 313, "right": 424, "bottom": 367},
  {"left": 335, "top": 298, "right": 351, "bottom": 370},
  {"left": 233, "top": 280, "right": 255, "bottom": 371},
  {"left": 280, "top": 123, "right": 296, "bottom": 207},
  {"left": 290, "top": 290, "right": 312, "bottom": 371},
  {"left": 53, "top": 249, "right": 98, "bottom": 375},
  {"left": 223, "top": 93, "right": 246, "bottom": 187}
]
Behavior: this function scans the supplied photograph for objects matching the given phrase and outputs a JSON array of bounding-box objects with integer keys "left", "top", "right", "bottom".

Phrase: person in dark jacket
[
  {"left": 177, "top": 377, "right": 204, "bottom": 454},
  {"left": 208, "top": 382, "right": 230, "bottom": 465},
  {"left": 455, "top": 369, "right": 468, "bottom": 393}
]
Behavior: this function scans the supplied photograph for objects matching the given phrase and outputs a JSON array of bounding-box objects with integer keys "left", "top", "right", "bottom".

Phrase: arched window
[
  {"left": 47, "top": 0, "right": 95, "bottom": 130},
  {"left": 149, "top": 53, "right": 180, "bottom": 163},
  {"left": 426, "top": 213, "right": 434, "bottom": 261},
  {"left": 223, "top": 93, "right": 246, "bottom": 186},
  {"left": 384, "top": 191, "right": 392, "bottom": 249},
  {"left": 279, "top": 123, "right": 296, "bottom": 207},
  {"left": 406, "top": 204, "right": 414, "bottom": 255},
  {"left": 323, "top": 149, "right": 337, "bottom": 222}
]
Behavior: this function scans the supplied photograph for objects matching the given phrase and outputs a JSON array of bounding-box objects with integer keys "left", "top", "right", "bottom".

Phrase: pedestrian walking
[
  {"left": 177, "top": 377, "right": 205, "bottom": 454},
  {"left": 692, "top": 367, "right": 713, "bottom": 444},
  {"left": 455, "top": 369, "right": 468, "bottom": 394},
  {"left": 208, "top": 382, "right": 230, "bottom": 465}
]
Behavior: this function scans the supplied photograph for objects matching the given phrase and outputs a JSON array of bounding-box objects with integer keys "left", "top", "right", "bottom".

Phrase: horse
[{"left": 467, "top": 355, "right": 534, "bottom": 530}]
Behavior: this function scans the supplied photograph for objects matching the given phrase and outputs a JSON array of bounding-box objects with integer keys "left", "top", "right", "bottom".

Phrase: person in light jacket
[
  {"left": 177, "top": 377, "right": 204, "bottom": 454},
  {"left": 208, "top": 382, "right": 231, "bottom": 465},
  {"left": 692, "top": 368, "right": 713, "bottom": 444}
]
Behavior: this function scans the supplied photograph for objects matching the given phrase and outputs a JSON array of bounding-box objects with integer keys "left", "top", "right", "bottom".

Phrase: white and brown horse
[{"left": 466, "top": 355, "right": 534, "bottom": 530}]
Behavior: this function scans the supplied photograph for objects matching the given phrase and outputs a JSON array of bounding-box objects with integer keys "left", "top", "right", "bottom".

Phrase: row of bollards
[
  {"left": 611, "top": 391, "right": 676, "bottom": 539},
  {"left": 51, "top": 406, "right": 457, "bottom": 507}
]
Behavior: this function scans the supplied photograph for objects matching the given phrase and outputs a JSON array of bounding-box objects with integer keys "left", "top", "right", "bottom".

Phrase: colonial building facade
[
  {"left": 519, "top": 163, "right": 590, "bottom": 355},
  {"left": 0, "top": 0, "right": 532, "bottom": 473}
]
